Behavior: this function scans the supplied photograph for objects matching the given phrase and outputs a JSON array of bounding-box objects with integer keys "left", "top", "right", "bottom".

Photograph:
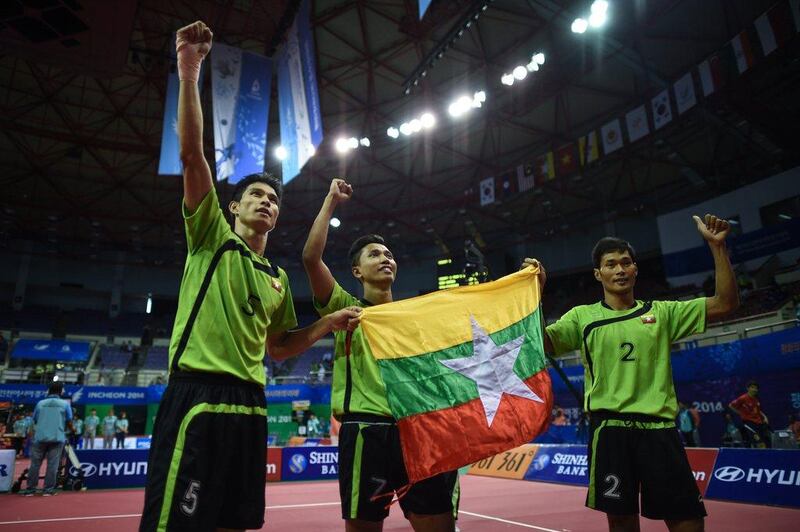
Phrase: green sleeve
[
  {"left": 182, "top": 187, "right": 230, "bottom": 253},
  {"left": 545, "top": 307, "right": 582, "bottom": 355},
  {"left": 267, "top": 268, "right": 299, "bottom": 336},
  {"left": 313, "top": 282, "right": 359, "bottom": 316},
  {"left": 658, "top": 298, "right": 707, "bottom": 341}
]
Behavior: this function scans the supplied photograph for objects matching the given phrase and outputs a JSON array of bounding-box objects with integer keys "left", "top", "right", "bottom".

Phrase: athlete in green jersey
[
  {"left": 531, "top": 214, "right": 738, "bottom": 532},
  {"left": 303, "top": 178, "right": 458, "bottom": 532},
  {"left": 140, "top": 21, "right": 360, "bottom": 532}
]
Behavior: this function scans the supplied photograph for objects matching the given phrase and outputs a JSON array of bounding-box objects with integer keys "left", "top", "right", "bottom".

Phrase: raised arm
[
  {"left": 302, "top": 178, "right": 353, "bottom": 306},
  {"left": 176, "top": 21, "right": 214, "bottom": 212},
  {"left": 521, "top": 257, "right": 554, "bottom": 353},
  {"left": 693, "top": 214, "right": 740, "bottom": 321}
]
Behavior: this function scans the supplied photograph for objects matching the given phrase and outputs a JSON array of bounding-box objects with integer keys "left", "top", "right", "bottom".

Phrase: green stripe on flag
[{"left": 376, "top": 310, "right": 545, "bottom": 419}]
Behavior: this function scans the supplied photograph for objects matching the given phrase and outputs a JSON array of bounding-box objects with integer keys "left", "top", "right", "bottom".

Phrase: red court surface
[{"left": 1, "top": 475, "right": 798, "bottom": 531}]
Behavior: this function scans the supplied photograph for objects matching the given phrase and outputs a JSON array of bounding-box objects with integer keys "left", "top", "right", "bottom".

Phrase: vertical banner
[
  {"left": 211, "top": 43, "right": 272, "bottom": 184},
  {"left": 278, "top": 0, "right": 323, "bottom": 184},
  {"left": 158, "top": 66, "right": 182, "bottom": 175}
]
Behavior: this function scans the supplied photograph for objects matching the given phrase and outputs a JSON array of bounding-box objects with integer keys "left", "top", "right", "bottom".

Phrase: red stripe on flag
[{"left": 397, "top": 370, "right": 553, "bottom": 483}]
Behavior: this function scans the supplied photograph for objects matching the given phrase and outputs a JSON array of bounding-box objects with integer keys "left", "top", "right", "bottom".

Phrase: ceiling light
[
  {"left": 420, "top": 112, "right": 436, "bottom": 128},
  {"left": 387, "top": 127, "right": 400, "bottom": 138},
  {"left": 512, "top": 65, "right": 528, "bottom": 80},
  {"left": 359, "top": 137, "right": 370, "bottom": 147},
  {"left": 330, "top": 217, "right": 341, "bottom": 228},
  {"left": 501, "top": 73, "right": 514, "bottom": 85},
  {"left": 347, "top": 137, "right": 359, "bottom": 149},
  {"left": 274, "top": 146, "right": 288, "bottom": 160},
  {"left": 591, "top": 0, "right": 609, "bottom": 15},
  {"left": 474, "top": 91, "right": 486, "bottom": 103},
  {"left": 571, "top": 18, "right": 588, "bottom": 33},
  {"left": 335, "top": 138, "right": 349, "bottom": 153},
  {"left": 400, "top": 122, "right": 413, "bottom": 135},
  {"left": 409, "top": 119, "right": 422, "bottom": 132},
  {"left": 533, "top": 53, "right": 545, "bottom": 65},
  {"left": 589, "top": 10, "right": 607, "bottom": 27}
]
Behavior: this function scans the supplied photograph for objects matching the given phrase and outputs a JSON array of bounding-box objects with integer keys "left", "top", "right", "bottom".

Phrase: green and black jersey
[
  {"left": 546, "top": 299, "right": 706, "bottom": 420},
  {"left": 168, "top": 188, "right": 298, "bottom": 386},
  {"left": 314, "top": 282, "right": 392, "bottom": 420}
]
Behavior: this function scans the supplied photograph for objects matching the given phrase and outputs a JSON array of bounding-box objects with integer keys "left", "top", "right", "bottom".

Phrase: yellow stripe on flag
[{"left": 360, "top": 266, "right": 541, "bottom": 360}]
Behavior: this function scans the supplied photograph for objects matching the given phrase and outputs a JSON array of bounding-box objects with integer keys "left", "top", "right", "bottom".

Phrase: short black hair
[
  {"left": 592, "top": 237, "right": 637, "bottom": 268},
  {"left": 348, "top": 234, "right": 387, "bottom": 267},
  {"left": 747, "top": 380, "right": 759, "bottom": 388},
  {"left": 230, "top": 172, "right": 283, "bottom": 206},
  {"left": 48, "top": 381, "right": 63, "bottom": 396}
]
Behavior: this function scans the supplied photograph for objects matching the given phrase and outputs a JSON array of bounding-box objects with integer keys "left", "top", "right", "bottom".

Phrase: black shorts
[
  {"left": 139, "top": 371, "right": 267, "bottom": 532},
  {"left": 586, "top": 413, "right": 707, "bottom": 521},
  {"left": 338, "top": 414, "right": 459, "bottom": 522}
]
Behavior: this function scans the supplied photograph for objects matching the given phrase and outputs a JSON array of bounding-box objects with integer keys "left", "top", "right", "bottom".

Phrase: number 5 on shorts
[{"left": 180, "top": 480, "right": 201, "bottom": 516}]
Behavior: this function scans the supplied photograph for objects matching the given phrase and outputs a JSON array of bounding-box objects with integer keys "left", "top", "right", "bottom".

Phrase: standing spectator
[
  {"left": 19, "top": 381, "right": 72, "bottom": 496},
  {"left": 552, "top": 406, "right": 568, "bottom": 426},
  {"left": 115, "top": 411, "right": 129, "bottom": 449},
  {"left": 677, "top": 402, "right": 696, "bottom": 447},
  {"left": 83, "top": 409, "right": 99, "bottom": 449},
  {"left": 316, "top": 363, "right": 325, "bottom": 383},
  {"left": 306, "top": 412, "right": 321, "bottom": 438},
  {"left": 12, "top": 414, "right": 28, "bottom": 457},
  {"left": 689, "top": 402, "right": 702, "bottom": 446},
  {"left": 70, "top": 414, "right": 83, "bottom": 449},
  {"left": 22, "top": 411, "right": 33, "bottom": 457},
  {"left": 729, "top": 380, "right": 771, "bottom": 448},
  {"left": 102, "top": 408, "right": 117, "bottom": 449}
]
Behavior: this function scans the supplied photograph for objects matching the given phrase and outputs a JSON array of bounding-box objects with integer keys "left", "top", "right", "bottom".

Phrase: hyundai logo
[
  {"left": 714, "top": 466, "right": 745, "bottom": 482},
  {"left": 69, "top": 463, "right": 97, "bottom": 478},
  {"left": 289, "top": 454, "right": 307, "bottom": 474}
]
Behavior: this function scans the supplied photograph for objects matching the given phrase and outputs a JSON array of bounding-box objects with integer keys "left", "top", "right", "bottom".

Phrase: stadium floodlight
[
  {"left": 591, "top": 0, "right": 609, "bottom": 15},
  {"left": 512, "top": 65, "right": 528, "bottom": 81},
  {"left": 274, "top": 145, "right": 288, "bottom": 161},
  {"left": 526, "top": 60, "right": 539, "bottom": 72},
  {"left": 360, "top": 137, "right": 370, "bottom": 147},
  {"left": 474, "top": 91, "right": 486, "bottom": 103},
  {"left": 571, "top": 18, "right": 588, "bottom": 33},
  {"left": 420, "top": 112, "right": 436, "bottom": 128},
  {"left": 410, "top": 118, "right": 422, "bottom": 132},
  {"left": 347, "top": 137, "right": 359, "bottom": 149},
  {"left": 501, "top": 73, "right": 514, "bottom": 85},
  {"left": 387, "top": 127, "right": 400, "bottom": 138},
  {"left": 53, "top": 375, "right": 59, "bottom": 382},
  {"left": 400, "top": 122, "right": 413, "bottom": 135},
  {"left": 335, "top": 138, "right": 349, "bottom": 153},
  {"left": 589, "top": 10, "right": 607, "bottom": 27},
  {"left": 330, "top": 217, "right": 341, "bottom": 228},
  {"left": 532, "top": 53, "right": 545, "bottom": 65}
]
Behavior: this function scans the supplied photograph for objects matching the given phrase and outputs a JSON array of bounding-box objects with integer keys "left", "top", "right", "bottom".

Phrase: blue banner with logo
[
  {"left": 265, "top": 384, "right": 330, "bottom": 404},
  {"left": 211, "top": 42, "right": 272, "bottom": 184},
  {"left": 281, "top": 446, "right": 339, "bottom": 481},
  {"left": 277, "top": 0, "right": 323, "bottom": 184},
  {"left": 0, "top": 384, "right": 148, "bottom": 405},
  {"left": 524, "top": 444, "right": 588, "bottom": 486},
  {"left": 158, "top": 66, "right": 182, "bottom": 175},
  {"left": 72, "top": 449, "right": 150, "bottom": 489},
  {"left": 11, "top": 339, "right": 90, "bottom": 361},
  {"left": 706, "top": 448, "right": 800, "bottom": 508}
]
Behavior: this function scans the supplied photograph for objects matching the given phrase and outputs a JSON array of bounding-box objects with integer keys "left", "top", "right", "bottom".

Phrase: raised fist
[{"left": 176, "top": 21, "right": 213, "bottom": 82}]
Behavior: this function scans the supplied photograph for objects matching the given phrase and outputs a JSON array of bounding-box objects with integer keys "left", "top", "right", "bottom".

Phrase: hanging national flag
[
  {"left": 601, "top": 119, "right": 623, "bottom": 154},
  {"left": 516, "top": 162, "right": 535, "bottom": 192},
  {"left": 625, "top": 105, "right": 649, "bottom": 143},
  {"left": 673, "top": 72, "right": 697, "bottom": 115},
  {"left": 730, "top": 30, "right": 755, "bottom": 74},
  {"left": 479, "top": 176, "right": 495, "bottom": 206},
  {"left": 578, "top": 131, "right": 599, "bottom": 167},
  {"left": 698, "top": 54, "right": 724, "bottom": 97},
  {"left": 358, "top": 266, "right": 553, "bottom": 483},
  {"left": 496, "top": 170, "right": 518, "bottom": 199},
  {"left": 651, "top": 90, "right": 673, "bottom": 130},
  {"left": 535, "top": 152, "right": 555, "bottom": 182},
  {"left": 555, "top": 143, "right": 578, "bottom": 177},
  {"left": 754, "top": 3, "right": 794, "bottom": 56}
]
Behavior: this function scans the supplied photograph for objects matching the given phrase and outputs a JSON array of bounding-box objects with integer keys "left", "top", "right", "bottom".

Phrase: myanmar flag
[{"left": 358, "top": 266, "right": 553, "bottom": 483}]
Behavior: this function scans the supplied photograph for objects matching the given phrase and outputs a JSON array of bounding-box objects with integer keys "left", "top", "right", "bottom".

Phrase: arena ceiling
[{"left": 0, "top": 0, "right": 797, "bottom": 271}]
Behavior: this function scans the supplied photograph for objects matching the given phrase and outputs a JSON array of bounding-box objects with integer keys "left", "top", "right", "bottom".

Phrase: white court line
[
  {"left": 266, "top": 501, "right": 340, "bottom": 510},
  {"left": 459, "top": 510, "right": 568, "bottom": 532},
  {"left": 0, "top": 514, "right": 141, "bottom": 526}
]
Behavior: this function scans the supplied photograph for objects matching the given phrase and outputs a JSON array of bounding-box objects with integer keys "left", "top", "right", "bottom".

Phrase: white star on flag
[{"left": 440, "top": 316, "right": 543, "bottom": 426}]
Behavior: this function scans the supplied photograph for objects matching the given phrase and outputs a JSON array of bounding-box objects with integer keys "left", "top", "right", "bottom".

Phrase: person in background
[
  {"left": 84, "top": 408, "right": 99, "bottom": 449},
  {"left": 677, "top": 402, "right": 696, "bottom": 447},
  {"left": 102, "top": 408, "right": 117, "bottom": 449},
  {"left": 721, "top": 412, "right": 742, "bottom": 447},
  {"left": 69, "top": 414, "right": 83, "bottom": 449},
  {"left": 12, "top": 414, "right": 28, "bottom": 457},
  {"left": 729, "top": 381, "right": 770, "bottom": 448},
  {"left": 553, "top": 407, "right": 568, "bottom": 426},
  {"left": 307, "top": 412, "right": 321, "bottom": 438},
  {"left": 115, "top": 411, "right": 129, "bottom": 449},
  {"left": 19, "top": 381, "right": 72, "bottom": 496},
  {"left": 787, "top": 413, "right": 800, "bottom": 444},
  {"left": 688, "top": 402, "right": 702, "bottom": 446}
]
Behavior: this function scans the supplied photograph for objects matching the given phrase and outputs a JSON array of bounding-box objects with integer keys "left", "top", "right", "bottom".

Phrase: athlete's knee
[
  {"left": 406, "top": 511, "right": 455, "bottom": 532},
  {"left": 606, "top": 513, "right": 640, "bottom": 532},
  {"left": 665, "top": 517, "right": 704, "bottom": 532},
  {"left": 345, "top": 518, "right": 383, "bottom": 532}
]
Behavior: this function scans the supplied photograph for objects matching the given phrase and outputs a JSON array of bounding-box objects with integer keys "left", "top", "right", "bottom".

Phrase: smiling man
[
  {"left": 533, "top": 214, "right": 739, "bottom": 532},
  {"left": 139, "top": 21, "right": 360, "bottom": 532},
  {"left": 303, "top": 178, "right": 459, "bottom": 532}
]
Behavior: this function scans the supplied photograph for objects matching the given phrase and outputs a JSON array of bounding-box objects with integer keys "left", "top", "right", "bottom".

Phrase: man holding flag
[
  {"left": 303, "top": 178, "right": 462, "bottom": 531},
  {"left": 538, "top": 213, "right": 738, "bottom": 532}
]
